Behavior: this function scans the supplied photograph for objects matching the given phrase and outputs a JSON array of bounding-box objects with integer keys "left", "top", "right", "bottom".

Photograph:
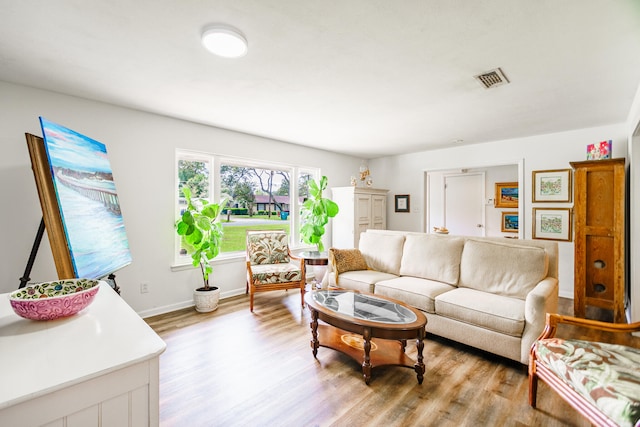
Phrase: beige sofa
[{"left": 324, "top": 229, "right": 559, "bottom": 365}]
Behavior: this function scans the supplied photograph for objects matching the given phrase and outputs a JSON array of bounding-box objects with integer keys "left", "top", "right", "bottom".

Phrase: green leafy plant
[
  {"left": 175, "top": 186, "right": 226, "bottom": 290},
  {"left": 300, "top": 176, "right": 339, "bottom": 252}
]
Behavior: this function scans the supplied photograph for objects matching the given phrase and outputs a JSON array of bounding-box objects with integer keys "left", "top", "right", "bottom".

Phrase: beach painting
[{"left": 39, "top": 117, "right": 132, "bottom": 279}]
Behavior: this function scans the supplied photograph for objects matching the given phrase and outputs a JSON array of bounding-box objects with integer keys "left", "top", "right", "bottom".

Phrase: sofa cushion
[
  {"left": 358, "top": 232, "right": 405, "bottom": 275},
  {"left": 399, "top": 234, "right": 465, "bottom": 285},
  {"left": 535, "top": 338, "right": 640, "bottom": 427},
  {"left": 337, "top": 270, "right": 398, "bottom": 293},
  {"left": 329, "top": 248, "right": 368, "bottom": 282},
  {"left": 435, "top": 288, "right": 526, "bottom": 337},
  {"left": 459, "top": 240, "right": 548, "bottom": 299},
  {"left": 374, "top": 276, "right": 456, "bottom": 313}
]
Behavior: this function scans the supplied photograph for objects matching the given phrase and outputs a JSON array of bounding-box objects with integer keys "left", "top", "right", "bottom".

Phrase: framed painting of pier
[{"left": 26, "top": 117, "right": 132, "bottom": 280}]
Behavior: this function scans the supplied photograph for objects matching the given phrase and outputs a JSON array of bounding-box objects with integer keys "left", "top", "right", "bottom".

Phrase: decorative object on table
[
  {"left": 433, "top": 226, "right": 449, "bottom": 234},
  {"left": 501, "top": 212, "right": 518, "bottom": 233},
  {"left": 532, "top": 207, "right": 572, "bottom": 241},
  {"left": 586, "top": 140, "right": 612, "bottom": 160},
  {"left": 532, "top": 169, "right": 572, "bottom": 203},
  {"left": 494, "top": 182, "right": 518, "bottom": 208},
  {"left": 246, "top": 230, "right": 305, "bottom": 312},
  {"left": 175, "top": 186, "right": 226, "bottom": 312},
  {"left": 300, "top": 176, "right": 339, "bottom": 252},
  {"left": 24, "top": 118, "right": 132, "bottom": 286},
  {"left": 350, "top": 176, "right": 357, "bottom": 186},
  {"left": 395, "top": 194, "right": 410, "bottom": 212},
  {"left": 9, "top": 278, "right": 99, "bottom": 320}
]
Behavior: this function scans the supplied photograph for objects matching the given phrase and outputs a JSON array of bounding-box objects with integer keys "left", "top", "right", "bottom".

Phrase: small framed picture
[
  {"left": 501, "top": 212, "right": 518, "bottom": 233},
  {"left": 495, "top": 182, "right": 518, "bottom": 208},
  {"left": 532, "top": 169, "right": 572, "bottom": 203},
  {"left": 395, "top": 194, "right": 410, "bottom": 213},
  {"left": 533, "top": 208, "right": 572, "bottom": 241}
]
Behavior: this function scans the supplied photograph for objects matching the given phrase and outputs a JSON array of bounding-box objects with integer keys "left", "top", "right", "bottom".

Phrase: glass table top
[{"left": 311, "top": 290, "right": 417, "bottom": 324}]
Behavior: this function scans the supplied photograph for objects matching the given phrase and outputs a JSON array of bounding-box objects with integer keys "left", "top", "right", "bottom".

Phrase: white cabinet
[
  {"left": 0, "top": 282, "right": 166, "bottom": 427},
  {"left": 331, "top": 187, "right": 389, "bottom": 249}
]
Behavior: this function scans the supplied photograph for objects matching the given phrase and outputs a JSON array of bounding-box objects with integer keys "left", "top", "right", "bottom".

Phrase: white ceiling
[{"left": 1, "top": 1, "right": 640, "bottom": 158}]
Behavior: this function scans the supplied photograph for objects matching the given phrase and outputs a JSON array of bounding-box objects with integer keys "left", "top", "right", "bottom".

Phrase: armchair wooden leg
[
  {"left": 529, "top": 375, "right": 538, "bottom": 407},
  {"left": 528, "top": 362, "right": 538, "bottom": 407}
]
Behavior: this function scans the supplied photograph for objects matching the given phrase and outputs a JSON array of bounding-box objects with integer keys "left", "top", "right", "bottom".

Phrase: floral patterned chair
[
  {"left": 246, "top": 230, "right": 305, "bottom": 312},
  {"left": 529, "top": 313, "right": 640, "bottom": 427}
]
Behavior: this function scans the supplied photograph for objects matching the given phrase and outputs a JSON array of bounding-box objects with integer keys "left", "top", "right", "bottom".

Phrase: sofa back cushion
[
  {"left": 459, "top": 239, "right": 549, "bottom": 299},
  {"left": 358, "top": 232, "right": 405, "bottom": 275},
  {"left": 399, "top": 235, "right": 465, "bottom": 285}
]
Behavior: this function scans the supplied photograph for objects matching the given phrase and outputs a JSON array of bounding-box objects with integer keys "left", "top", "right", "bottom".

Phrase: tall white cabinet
[{"left": 331, "top": 187, "right": 389, "bottom": 249}]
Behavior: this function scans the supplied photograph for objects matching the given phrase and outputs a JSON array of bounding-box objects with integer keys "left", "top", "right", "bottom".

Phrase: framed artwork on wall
[
  {"left": 495, "top": 182, "right": 518, "bottom": 208},
  {"left": 533, "top": 208, "right": 572, "bottom": 241},
  {"left": 395, "top": 194, "right": 410, "bottom": 212},
  {"left": 532, "top": 169, "right": 572, "bottom": 203},
  {"left": 501, "top": 212, "right": 518, "bottom": 233}
]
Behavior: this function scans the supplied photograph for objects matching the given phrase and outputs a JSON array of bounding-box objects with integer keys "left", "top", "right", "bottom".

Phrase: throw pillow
[{"left": 329, "top": 248, "right": 368, "bottom": 281}]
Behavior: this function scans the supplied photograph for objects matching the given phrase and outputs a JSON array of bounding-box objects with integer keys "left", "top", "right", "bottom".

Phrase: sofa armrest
[{"left": 520, "top": 277, "right": 559, "bottom": 364}]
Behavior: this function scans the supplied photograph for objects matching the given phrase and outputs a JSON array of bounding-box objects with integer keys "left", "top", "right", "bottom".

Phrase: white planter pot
[{"left": 193, "top": 287, "right": 220, "bottom": 313}]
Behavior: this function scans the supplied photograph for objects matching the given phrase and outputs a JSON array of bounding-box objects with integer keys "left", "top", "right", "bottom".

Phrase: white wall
[
  {"left": 0, "top": 81, "right": 362, "bottom": 316},
  {"left": 627, "top": 82, "right": 640, "bottom": 324},
  {"left": 371, "top": 125, "right": 629, "bottom": 299}
]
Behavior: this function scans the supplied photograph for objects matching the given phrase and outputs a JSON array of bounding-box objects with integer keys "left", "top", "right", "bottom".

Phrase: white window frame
[{"left": 174, "top": 149, "right": 319, "bottom": 267}]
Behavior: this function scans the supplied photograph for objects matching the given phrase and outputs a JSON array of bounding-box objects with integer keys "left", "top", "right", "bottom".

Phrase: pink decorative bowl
[{"left": 9, "top": 279, "right": 100, "bottom": 321}]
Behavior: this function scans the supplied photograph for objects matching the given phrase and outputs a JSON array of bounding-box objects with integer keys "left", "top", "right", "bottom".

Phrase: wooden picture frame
[
  {"left": 532, "top": 169, "right": 572, "bottom": 203},
  {"left": 495, "top": 182, "right": 518, "bottom": 208},
  {"left": 25, "top": 133, "right": 76, "bottom": 279},
  {"left": 533, "top": 208, "right": 572, "bottom": 241},
  {"left": 501, "top": 212, "right": 518, "bottom": 233},
  {"left": 395, "top": 194, "right": 410, "bottom": 213}
]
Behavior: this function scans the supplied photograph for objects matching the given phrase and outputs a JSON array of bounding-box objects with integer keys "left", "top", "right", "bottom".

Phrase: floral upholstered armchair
[
  {"left": 529, "top": 313, "right": 640, "bottom": 427},
  {"left": 245, "top": 230, "right": 305, "bottom": 312}
]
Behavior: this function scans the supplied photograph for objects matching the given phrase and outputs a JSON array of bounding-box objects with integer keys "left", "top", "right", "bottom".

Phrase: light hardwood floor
[{"left": 146, "top": 289, "right": 635, "bottom": 427}]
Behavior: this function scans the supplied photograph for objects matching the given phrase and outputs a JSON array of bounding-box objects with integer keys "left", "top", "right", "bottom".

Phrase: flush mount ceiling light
[{"left": 201, "top": 24, "right": 248, "bottom": 58}]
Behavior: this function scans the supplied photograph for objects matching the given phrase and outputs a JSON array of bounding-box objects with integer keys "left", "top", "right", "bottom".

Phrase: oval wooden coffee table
[{"left": 304, "top": 289, "right": 427, "bottom": 384}]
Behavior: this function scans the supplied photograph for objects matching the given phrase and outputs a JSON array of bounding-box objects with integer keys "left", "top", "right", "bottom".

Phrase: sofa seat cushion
[
  {"left": 399, "top": 234, "right": 465, "bottom": 285},
  {"left": 535, "top": 338, "right": 640, "bottom": 427},
  {"left": 435, "top": 288, "right": 525, "bottom": 337},
  {"left": 337, "top": 270, "right": 398, "bottom": 293},
  {"left": 459, "top": 240, "right": 548, "bottom": 299},
  {"left": 358, "top": 232, "right": 405, "bottom": 275},
  {"left": 374, "top": 276, "right": 456, "bottom": 313}
]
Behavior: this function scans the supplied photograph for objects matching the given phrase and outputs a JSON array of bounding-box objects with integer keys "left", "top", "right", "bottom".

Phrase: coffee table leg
[
  {"left": 310, "top": 309, "right": 319, "bottom": 358},
  {"left": 362, "top": 327, "right": 372, "bottom": 384},
  {"left": 414, "top": 327, "right": 426, "bottom": 384}
]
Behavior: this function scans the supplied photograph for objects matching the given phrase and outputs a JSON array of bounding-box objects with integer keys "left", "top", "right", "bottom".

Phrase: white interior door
[{"left": 443, "top": 173, "right": 485, "bottom": 236}]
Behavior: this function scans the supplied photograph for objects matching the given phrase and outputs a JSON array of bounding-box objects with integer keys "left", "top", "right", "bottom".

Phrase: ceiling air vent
[{"left": 474, "top": 68, "right": 509, "bottom": 89}]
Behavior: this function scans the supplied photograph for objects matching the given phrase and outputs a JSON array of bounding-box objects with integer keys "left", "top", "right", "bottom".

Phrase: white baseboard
[{"left": 138, "top": 287, "right": 247, "bottom": 319}]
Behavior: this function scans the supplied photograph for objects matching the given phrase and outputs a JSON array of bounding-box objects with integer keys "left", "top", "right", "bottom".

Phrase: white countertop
[{"left": 0, "top": 281, "right": 166, "bottom": 410}]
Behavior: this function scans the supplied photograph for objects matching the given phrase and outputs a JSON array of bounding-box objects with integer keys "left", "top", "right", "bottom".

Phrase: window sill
[{"left": 171, "top": 252, "right": 245, "bottom": 272}]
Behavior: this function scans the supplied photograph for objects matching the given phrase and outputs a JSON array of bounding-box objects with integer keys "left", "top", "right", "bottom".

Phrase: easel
[{"left": 21, "top": 133, "right": 121, "bottom": 294}]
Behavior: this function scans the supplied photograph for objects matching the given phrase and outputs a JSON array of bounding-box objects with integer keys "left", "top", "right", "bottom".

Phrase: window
[{"left": 175, "top": 150, "right": 319, "bottom": 264}]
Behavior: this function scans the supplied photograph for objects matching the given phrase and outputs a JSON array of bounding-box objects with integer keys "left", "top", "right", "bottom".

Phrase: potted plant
[
  {"left": 300, "top": 175, "right": 339, "bottom": 252},
  {"left": 175, "top": 186, "right": 226, "bottom": 312}
]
